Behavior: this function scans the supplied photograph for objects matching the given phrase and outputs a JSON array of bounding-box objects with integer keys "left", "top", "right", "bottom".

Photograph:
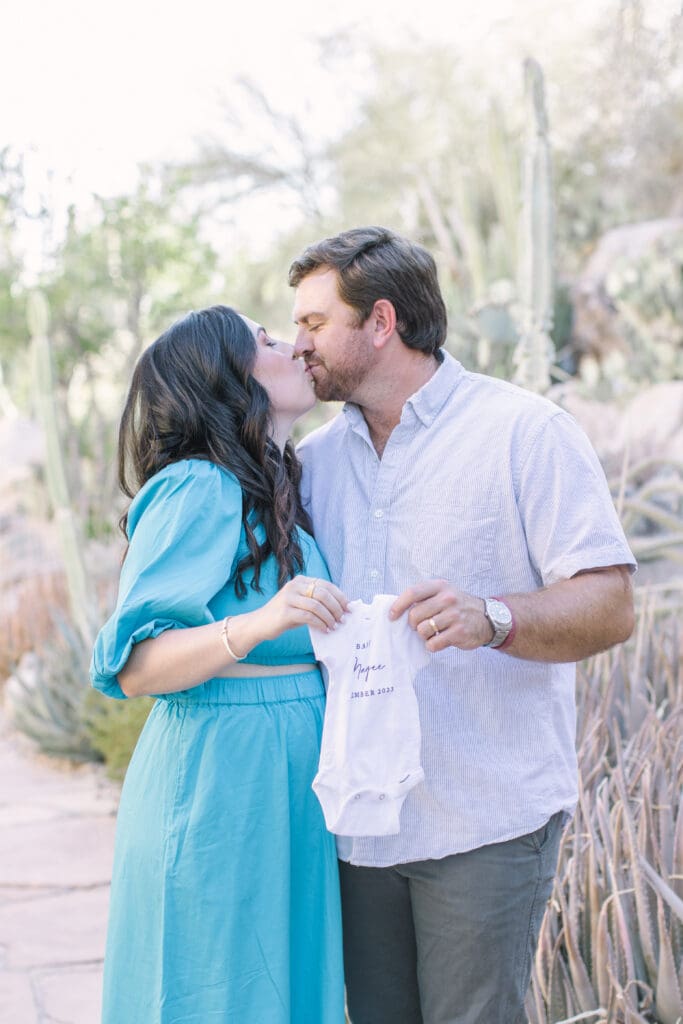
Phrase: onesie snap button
[{"left": 378, "top": 793, "right": 386, "bottom": 800}]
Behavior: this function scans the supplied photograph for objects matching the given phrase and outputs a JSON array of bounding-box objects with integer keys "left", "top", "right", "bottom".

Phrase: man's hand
[
  {"left": 389, "top": 566, "right": 634, "bottom": 663},
  {"left": 390, "top": 580, "right": 492, "bottom": 653}
]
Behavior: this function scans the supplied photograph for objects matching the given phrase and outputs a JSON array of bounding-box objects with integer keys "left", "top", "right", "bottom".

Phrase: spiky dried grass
[{"left": 527, "top": 589, "right": 683, "bottom": 1024}]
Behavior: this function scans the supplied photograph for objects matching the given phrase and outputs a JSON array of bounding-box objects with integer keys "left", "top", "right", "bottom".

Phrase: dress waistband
[{"left": 158, "top": 669, "right": 325, "bottom": 706}]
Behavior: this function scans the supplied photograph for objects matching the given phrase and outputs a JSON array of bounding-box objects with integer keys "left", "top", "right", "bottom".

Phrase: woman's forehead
[{"left": 239, "top": 314, "right": 263, "bottom": 340}]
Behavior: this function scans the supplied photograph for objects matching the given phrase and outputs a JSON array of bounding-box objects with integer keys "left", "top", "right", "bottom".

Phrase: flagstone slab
[
  {"left": 0, "top": 815, "right": 116, "bottom": 888},
  {"left": 0, "top": 886, "right": 108, "bottom": 969},
  {"left": 0, "top": 734, "right": 119, "bottom": 819},
  {"left": 0, "top": 704, "right": 114, "bottom": 1019},
  {"left": 36, "top": 963, "right": 103, "bottom": 1024},
  {"left": 0, "top": 970, "right": 38, "bottom": 1022}
]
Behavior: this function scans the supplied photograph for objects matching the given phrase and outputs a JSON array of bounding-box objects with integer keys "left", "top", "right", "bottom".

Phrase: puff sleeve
[{"left": 90, "top": 460, "right": 243, "bottom": 699}]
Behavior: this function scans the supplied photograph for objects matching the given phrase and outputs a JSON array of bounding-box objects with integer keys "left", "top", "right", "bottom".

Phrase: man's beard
[
  {"left": 309, "top": 330, "right": 373, "bottom": 402},
  {"left": 311, "top": 367, "right": 362, "bottom": 402}
]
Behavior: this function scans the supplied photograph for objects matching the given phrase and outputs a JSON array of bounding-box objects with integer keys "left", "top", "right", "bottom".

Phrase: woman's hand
[
  {"left": 251, "top": 576, "right": 349, "bottom": 641},
  {"left": 118, "top": 576, "right": 349, "bottom": 697}
]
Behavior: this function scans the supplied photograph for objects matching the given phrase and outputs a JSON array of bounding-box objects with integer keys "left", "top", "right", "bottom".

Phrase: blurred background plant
[
  {"left": 1, "top": 3, "right": 682, "bottom": 1016},
  {"left": 82, "top": 691, "right": 154, "bottom": 782}
]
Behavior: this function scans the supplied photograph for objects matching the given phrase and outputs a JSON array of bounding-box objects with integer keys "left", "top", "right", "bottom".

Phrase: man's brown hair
[{"left": 288, "top": 226, "right": 447, "bottom": 355}]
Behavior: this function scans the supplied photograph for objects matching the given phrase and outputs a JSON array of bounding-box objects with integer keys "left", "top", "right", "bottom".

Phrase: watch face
[
  {"left": 488, "top": 599, "right": 512, "bottom": 628},
  {"left": 483, "top": 598, "right": 513, "bottom": 648}
]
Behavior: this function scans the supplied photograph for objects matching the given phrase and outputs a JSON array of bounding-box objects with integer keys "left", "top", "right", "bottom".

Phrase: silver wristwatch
[{"left": 482, "top": 598, "right": 513, "bottom": 648}]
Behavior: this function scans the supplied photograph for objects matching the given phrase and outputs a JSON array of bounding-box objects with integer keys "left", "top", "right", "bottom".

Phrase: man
[{"left": 290, "top": 226, "right": 635, "bottom": 1024}]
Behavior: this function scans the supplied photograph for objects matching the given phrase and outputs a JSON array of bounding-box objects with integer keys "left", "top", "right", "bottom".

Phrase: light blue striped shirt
[{"left": 298, "top": 352, "right": 635, "bottom": 867}]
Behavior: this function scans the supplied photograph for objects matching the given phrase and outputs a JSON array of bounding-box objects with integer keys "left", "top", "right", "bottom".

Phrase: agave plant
[
  {"left": 6, "top": 612, "right": 98, "bottom": 762},
  {"left": 526, "top": 591, "right": 683, "bottom": 1024}
]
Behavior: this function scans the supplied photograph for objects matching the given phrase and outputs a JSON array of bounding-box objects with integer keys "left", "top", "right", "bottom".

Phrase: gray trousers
[{"left": 339, "top": 812, "right": 564, "bottom": 1024}]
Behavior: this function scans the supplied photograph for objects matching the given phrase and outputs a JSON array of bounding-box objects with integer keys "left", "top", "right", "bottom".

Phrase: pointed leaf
[
  {"left": 654, "top": 897, "right": 683, "bottom": 1024},
  {"left": 639, "top": 856, "right": 683, "bottom": 924}
]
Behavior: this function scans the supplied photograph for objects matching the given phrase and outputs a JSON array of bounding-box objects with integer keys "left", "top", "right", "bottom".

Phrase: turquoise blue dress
[{"left": 90, "top": 459, "right": 345, "bottom": 1024}]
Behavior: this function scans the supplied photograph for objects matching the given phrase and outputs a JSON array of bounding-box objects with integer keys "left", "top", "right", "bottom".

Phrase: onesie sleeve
[
  {"left": 405, "top": 623, "right": 431, "bottom": 676},
  {"left": 309, "top": 625, "right": 339, "bottom": 673},
  {"left": 90, "top": 460, "right": 243, "bottom": 699}
]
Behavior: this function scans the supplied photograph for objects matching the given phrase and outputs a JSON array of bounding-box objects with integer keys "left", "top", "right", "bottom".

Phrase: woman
[{"left": 90, "top": 306, "right": 347, "bottom": 1023}]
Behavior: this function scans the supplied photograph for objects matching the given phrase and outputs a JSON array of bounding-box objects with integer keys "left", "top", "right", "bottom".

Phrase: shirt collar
[
  {"left": 404, "top": 350, "right": 463, "bottom": 426},
  {"left": 342, "top": 349, "right": 463, "bottom": 432}
]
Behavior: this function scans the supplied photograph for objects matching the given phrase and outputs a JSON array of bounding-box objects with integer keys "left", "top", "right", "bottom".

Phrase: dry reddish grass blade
[
  {"left": 526, "top": 593, "right": 683, "bottom": 1024},
  {"left": 0, "top": 570, "right": 68, "bottom": 680}
]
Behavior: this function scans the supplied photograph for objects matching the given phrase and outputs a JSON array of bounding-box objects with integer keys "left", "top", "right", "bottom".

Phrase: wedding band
[
  {"left": 306, "top": 579, "right": 318, "bottom": 600},
  {"left": 429, "top": 617, "right": 440, "bottom": 637}
]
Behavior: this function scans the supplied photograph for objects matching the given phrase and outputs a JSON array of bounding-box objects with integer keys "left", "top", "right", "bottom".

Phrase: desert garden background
[{"left": 1, "top": 4, "right": 682, "bottom": 1020}]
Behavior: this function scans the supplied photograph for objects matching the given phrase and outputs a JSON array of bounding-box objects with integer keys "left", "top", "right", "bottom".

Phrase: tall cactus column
[
  {"left": 513, "top": 58, "right": 556, "bottom": 394},
  {"left": 28, "top": 291, "right": 96, "bottom": 648}
]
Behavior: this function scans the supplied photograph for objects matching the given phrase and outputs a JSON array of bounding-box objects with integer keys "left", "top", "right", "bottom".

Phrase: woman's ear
[{"left": 370, "top": 299, "right": 397, "bottom": 350}]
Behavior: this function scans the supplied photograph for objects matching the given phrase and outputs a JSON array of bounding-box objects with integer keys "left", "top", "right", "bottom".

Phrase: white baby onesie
[{"left": 311, "top": 594, "right": 429, "bottom": 837}]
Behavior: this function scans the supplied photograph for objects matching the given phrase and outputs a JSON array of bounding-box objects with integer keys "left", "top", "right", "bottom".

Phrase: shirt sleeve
[
  {"left": 517, "top": 410, "right": 637, "bottom": 586},
  {"left": 90, "top": 460, "right": 243, "bottom": 699}
]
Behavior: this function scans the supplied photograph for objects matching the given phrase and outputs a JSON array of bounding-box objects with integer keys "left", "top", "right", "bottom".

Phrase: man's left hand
[{"left": 390, "top": 580, "right": 492, "bottom": 653}]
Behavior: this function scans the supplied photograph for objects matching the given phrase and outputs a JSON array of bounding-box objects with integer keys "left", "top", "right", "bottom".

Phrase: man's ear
[{"left": 370, "top": 299, "right": 397, "bottom": 350}]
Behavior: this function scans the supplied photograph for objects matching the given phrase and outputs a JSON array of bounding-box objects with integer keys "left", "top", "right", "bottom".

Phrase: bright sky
[{"left": 3, "top": 0, "right": 677, "bottom": 237}]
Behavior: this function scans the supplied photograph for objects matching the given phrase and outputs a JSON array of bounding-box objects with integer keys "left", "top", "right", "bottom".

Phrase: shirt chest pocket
[{"left": 410, "top": 503, "right": 497, "bottom": 590}]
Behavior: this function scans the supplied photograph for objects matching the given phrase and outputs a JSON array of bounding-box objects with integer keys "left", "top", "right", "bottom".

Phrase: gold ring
[
  {"left": 429, "top": 617, "right": 440, "bottom": 637},
  {"left": 306, "top": 579, "right": 318, "bottom": 600}
]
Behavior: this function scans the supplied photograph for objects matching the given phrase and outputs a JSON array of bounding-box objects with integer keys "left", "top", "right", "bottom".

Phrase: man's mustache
[{"left": 291, "top": 352, "right": 323, "bottom": 367}]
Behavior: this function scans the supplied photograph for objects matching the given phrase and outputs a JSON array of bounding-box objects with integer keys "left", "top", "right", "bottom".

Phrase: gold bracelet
[{"left": 220, "top": 616, "right": 247, "bottom": 662}]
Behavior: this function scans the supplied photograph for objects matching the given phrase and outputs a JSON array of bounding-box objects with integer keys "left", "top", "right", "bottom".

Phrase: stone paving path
[{"left": 0, "top": 702, "right": 119, "bottom": 1023}]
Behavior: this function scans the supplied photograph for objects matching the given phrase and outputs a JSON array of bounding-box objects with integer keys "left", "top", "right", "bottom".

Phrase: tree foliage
[
  {"left": 0, "top": 149, "right": 32, "bottom": 393},
  {"left": 0, "top": 0, "right": 682, "bottom": 540}
]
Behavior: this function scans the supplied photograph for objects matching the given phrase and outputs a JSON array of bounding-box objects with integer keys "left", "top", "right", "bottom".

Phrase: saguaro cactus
[
  {"left": 512, "top": 58, "right": 556, "bottom": 393},
  {"left": 28, "top": 291, "right": 96, "bottom": 648}
]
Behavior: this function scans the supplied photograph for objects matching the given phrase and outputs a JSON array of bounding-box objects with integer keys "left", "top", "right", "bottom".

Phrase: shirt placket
[{"left": 360, "top": 427, "right": 412, "bottom": 603}]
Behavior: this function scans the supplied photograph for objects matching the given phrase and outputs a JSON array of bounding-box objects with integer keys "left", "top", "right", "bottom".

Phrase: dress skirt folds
[
  {"left": 103, "top": 672, "right": 344, "bottom": 1024},
  {"left": 90, "top": 460, "right": 345, "bottom": 1023}
]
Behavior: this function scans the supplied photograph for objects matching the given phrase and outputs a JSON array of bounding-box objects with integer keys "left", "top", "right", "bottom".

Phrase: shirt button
[
  {"left": 369, "top": 570, "right": 379, "bottom": 580},
  {"left": 373, "top": 509, "right": 384, "bottom": 519}
]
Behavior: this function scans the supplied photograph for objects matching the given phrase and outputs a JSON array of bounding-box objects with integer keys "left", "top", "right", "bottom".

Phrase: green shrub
[
  {"left": 83, "top": 688, "right": 153, "bottom": 781},
  {"left": 5, "top": 605, "right": 151, "bottom": 780}
]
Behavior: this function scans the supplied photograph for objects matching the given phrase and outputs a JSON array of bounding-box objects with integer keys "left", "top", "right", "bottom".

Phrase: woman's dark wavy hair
[{"left": 118, "top": 305, "right": 312, "bottom": 596}]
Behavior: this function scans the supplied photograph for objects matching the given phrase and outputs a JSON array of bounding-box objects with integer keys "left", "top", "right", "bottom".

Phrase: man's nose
[{"left": 293, "top": 330, "right": 310, "bottom": 357}]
